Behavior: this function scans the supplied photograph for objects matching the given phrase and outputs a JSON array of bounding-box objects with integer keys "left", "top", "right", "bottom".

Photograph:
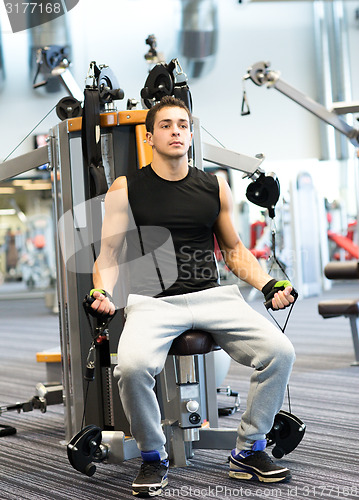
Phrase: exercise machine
[
  {"left": 33, "top": 45, "right": 83, "bottom": 103},
  {"left": 243, "top": 61, "right": 359, "bottom": 148},
  {"left": 65, "top": 60, "right": 304, "bottom": 472},
  {"left": 243, "top": 61, "right": 359, "bottom": 238},
  {"left": 243, "top": 61, "right": 359, "bottom": 330},
  {"left": 243, "top": 61, "right": 359, "bottom": 293}
]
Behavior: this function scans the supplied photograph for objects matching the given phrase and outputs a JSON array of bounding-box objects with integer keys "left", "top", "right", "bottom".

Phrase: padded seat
[
  {"left": 318, "top": 299, "right": 359, "bottom": 318},
  {"left": 318, "top": 297, "right": 359, "bottom": 365},
  {"left": 324, "top": 261, "right": 359, "bottom": 280},
  {"left": 168, "top": 329, "right": 220, "bottom": 356}
]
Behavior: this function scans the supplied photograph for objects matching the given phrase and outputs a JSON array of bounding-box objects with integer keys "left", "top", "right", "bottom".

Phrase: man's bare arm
[
  {"left": 91, "top": 176, "right": 128, "bottom": 315},
  {"left": 214, "top": 176, "right": 294, "bottom": 309}
]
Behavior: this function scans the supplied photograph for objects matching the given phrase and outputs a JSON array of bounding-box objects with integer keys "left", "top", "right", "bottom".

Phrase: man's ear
[
  {"left": 190, "top": 131, "right": 193, "bottom": 144},
  {"left": 146, "top": 131, "right": 153, "bottom": 147}
]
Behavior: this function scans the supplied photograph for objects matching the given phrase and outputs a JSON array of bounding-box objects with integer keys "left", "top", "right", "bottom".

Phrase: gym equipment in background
[
  {"left": 33, "top": 44, "right": 83, "bottom": 115},
  {"left": 289, "top": 171, "right": 330, "bottom": 298},
  {"left": 318, "top": 261, "right": 359, "bottom": 366},
  {"left": 28, "top": 4, "right": 72, "bottom": 94},
  {"left": 0, "top": 382, "right": 63, "bottom": 438},
  {"left": 327, "top": 229, "right": 359, "bottom": 260},
  {"left": 243, "top": 60, "right": 359, "bottom": 254},
  {"left": 144, "top": 34, "right": 165, "bottom": 69},
  {"left": 243, "top": 61, "right": 359, "bottom": 148}
]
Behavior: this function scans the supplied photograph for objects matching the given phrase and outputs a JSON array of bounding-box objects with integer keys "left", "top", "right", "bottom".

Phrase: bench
[
  {"left": 318, "top": 261, "right": 359, "bottom": 366},
  {"left": 36, "top": 348, "right": 63, "bottom": 405},
  {"left": 36, "top": 348, "right": 62, "bottom": 382}
]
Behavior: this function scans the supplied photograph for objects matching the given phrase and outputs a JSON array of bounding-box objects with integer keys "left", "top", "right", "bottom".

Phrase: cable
[
  {"left": 266, "top": 218, "right": 297, "bottom": 414},
  {"left": 81, "top": 381, "right": 91, "bottom": 430},
  {"left": 2, "top": 104, "right": 57, "bottom": 162},
  {"left": 287, "top": 385, "right": 292, "bottom": 415},
  {"left": 200, "top": 125, "right": 226, "bottom": 149},
  {"left": 266, "top": 220, "right": 296, "bottom": 332}
]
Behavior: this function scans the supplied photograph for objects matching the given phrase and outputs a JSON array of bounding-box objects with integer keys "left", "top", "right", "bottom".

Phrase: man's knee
[
  {"left": 114, "top": 353, "right": 158, "bottom": 381},
  {"left": 276, "top": 336, "right": 296, "bottom": 367}
]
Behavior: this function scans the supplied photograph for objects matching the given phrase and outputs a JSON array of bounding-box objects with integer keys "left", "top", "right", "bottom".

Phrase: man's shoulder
[
  {"left": 111, "top": 165, "right": 151, "bottom": 189},
  {"left": 109, "top": 176, "right": 128, "bottom": 192},
  {"left": 127, "top": 164, "right": 151, "bottom": 184},
  {"left": 191, "top": 166, "right": 219, "bottom": 186}
]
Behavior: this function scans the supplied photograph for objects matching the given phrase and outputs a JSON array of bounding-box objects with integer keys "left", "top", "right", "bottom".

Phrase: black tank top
[{"left": 126, "top": 164, "right": 220, "bottom": 297}]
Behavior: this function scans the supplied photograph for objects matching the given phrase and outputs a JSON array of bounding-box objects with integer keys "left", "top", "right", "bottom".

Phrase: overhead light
[
  {"left": 8, "top": 199, "right": 27, "bottom": 223},
  {"left": 0, "top": 187, "right": 15, "bottom": 194},
  {"left": 22, "top": 183, "right": 52, "bottom": 190},
  {"left": 0, "top": 209, "right": 16, "bottom": 215},
  {"left": 12, "top": 179, "right": 33, "bottom": 186}
]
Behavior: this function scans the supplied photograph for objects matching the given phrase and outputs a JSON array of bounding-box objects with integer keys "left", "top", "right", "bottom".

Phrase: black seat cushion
[
  {"left": 168, "top": 329, "right": 221, "bottom": 356},
  {"left": 324, "top": 261, "right": 359, "bottom": 280},
  {"left": 318, "top": 299, "right": 359, "bottom": 318}
]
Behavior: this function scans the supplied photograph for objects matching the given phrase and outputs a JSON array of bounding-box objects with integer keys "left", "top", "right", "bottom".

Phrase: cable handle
[
  {"left": 264, "top": 288, "right": 298, "bottom": 310},
  {"left": 83, "top": 294, "right": 115, "bottom": 324}
]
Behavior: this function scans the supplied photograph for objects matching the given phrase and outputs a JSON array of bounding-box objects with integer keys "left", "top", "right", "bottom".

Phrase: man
[{"left": 90, "top": 96, "right": 296, "bottom": 497}]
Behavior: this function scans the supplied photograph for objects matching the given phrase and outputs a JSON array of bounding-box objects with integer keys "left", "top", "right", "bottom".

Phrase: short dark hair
[{"left": 145, "top": 96, "right": 192, "bottom": 134}]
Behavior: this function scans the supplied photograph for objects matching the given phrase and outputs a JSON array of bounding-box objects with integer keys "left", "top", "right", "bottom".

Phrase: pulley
[
  {"left": 246, "top": 172, "right": 280, "bottom": 219},
  {"left": 56, "top": 96, "right": 82, "bottom": 121},
  {"left": 141, "top": 63, "right": 174, "bottom": 107},
  {"left": 98, "top": 66, "right": 125, "bottom": 104},
  {"left": 67, "top": 425, "right": 104, "bottom": 477},
  {"left": 140, "top": 57, "right": 192, "bottom": 113},
  {"left": 266, "top": 410, "right": 306, "bottom": 459}
]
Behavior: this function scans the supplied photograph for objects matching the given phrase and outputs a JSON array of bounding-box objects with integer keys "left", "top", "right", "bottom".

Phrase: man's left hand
[{"left": 262, "top": 279, "right": 298, "bottom": 310}]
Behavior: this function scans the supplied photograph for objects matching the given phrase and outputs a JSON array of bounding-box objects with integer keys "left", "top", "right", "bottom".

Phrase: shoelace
[
  {"left": 248, "top": 451, "right": 276, "bottom": 467},
  {"left": 140, "top": 461, "right": 167, "bottom": 477},
  {"left": 236, "top": 450, "right": 274, "bottom": 462}
]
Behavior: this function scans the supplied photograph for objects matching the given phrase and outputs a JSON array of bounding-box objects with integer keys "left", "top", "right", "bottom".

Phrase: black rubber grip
[
  {"left": 83, "top": 293, "right": 117, "bottom": 322},
  {"left": 84, "top": 365, "right": 95, "bottom": 382},
  {"left": 83, "top": 294, "right": 104, "bottom": 318},
  {"left": 86, "top": 295, "right": 95, "bottom": 305},
  {"left": 265, "top": 288, "right": 298, "bottom": 310}
]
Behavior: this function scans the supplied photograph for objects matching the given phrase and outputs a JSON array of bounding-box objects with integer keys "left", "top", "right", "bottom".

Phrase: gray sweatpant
[{"left": 113, "top": 285, "right": 295, "bottom": 459}]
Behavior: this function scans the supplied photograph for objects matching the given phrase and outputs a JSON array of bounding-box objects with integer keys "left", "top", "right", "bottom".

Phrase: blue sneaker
[
  {"left": 229, "top": 440, "right": 291, "bottom": 483},
  {"left": 132, "top": 451, "right": 169, "bottom": 497}
]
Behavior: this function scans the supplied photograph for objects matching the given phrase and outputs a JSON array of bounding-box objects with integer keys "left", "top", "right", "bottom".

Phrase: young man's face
[{"left": 146, "top": 106, "right": 193, "bottom": 160}]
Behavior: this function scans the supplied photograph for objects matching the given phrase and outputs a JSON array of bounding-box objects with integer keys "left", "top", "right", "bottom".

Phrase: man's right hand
[{"left": 89, "top": 289, "right": 116, "bottom": 316}]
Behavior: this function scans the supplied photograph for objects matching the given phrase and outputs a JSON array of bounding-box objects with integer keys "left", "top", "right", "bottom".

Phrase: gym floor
[{"left": 0, "top": 282, "right": 358, "bottom": 500}]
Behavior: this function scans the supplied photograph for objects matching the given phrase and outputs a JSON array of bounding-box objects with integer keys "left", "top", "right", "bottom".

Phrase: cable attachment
[
  {"left": 241, "top": 76, "right": 250, "bottom": 116},
  {"left": 269, "top": 219, "right": 285, "bottom": 275},
  {"left": 84, "top": 343, "right": 96, "bottom": 382},
  {"left": 85, "top": 61, "right": 97, "bottom": 89},
  {"left": 173, "top": 58, "right": 187, "bottom": 85}
]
